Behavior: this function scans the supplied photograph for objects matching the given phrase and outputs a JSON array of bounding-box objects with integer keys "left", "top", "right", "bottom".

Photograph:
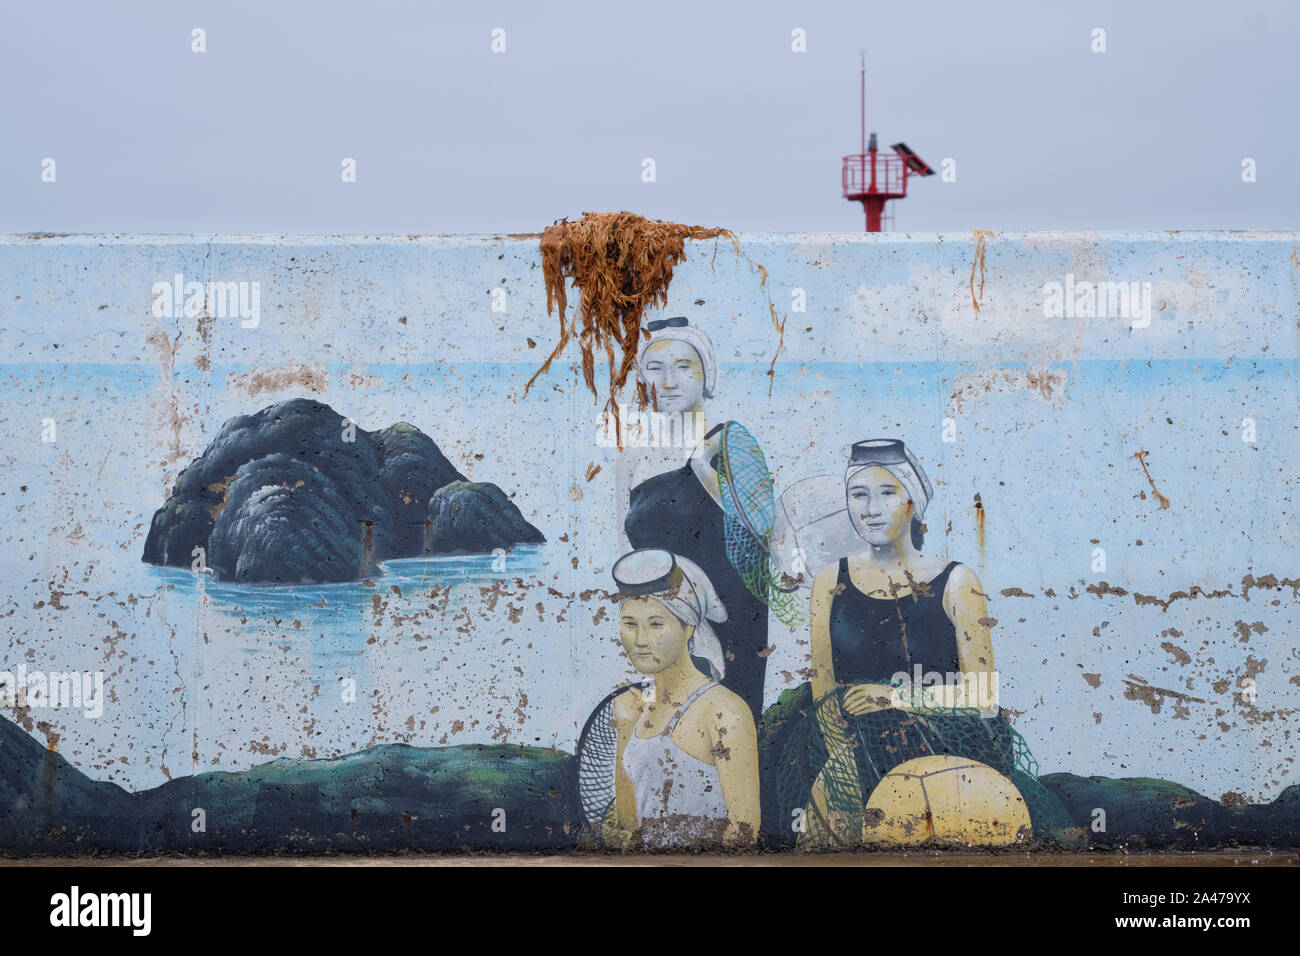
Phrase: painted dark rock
[
  {"left": 0, "top": 714, "right": 137, "bottom": 854},
  {"left": 141, "top": 398, "right": 538, "bottom": 585},
  {"left": 424, "top": 481, "right": 546, "bottom": 554},
  {"left": 1038, "top": 773, "right": 1300, "bottom": 848},
  {"left": 142, "top": 398, "right": 392, "bottom": 573},
  {"left": 373, "top": 422, "right": 466, "bottom": 558},
  {"left": 208, "top": 454, "right": 367, "bottom": 585}
]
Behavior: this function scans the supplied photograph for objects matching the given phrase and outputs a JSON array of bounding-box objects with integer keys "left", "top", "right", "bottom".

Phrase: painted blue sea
[{"left": 0, "top": 358, "right": 1296, "bottom": 799}]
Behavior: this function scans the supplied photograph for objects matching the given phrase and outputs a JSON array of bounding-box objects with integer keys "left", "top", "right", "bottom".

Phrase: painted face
[
  {"left": 640, "top": 340, "right": 705, "bottom": 413},
  {"left": 846, "top": 465, "right": 913, "bottom": 546},
  {"left": 618, "top": 595, "right": 694, "bottom": 675}
]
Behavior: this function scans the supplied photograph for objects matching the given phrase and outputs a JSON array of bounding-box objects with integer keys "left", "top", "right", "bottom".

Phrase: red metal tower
[{"left": 842, "top": 55, "right": 934, "bottom": 232}]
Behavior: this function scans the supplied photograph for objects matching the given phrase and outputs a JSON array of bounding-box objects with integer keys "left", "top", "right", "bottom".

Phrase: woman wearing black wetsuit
[
  {"left": 621, "top": 316, "right": 770, "bottom": 722},
  {"left": 774, "top": 439, "right": 1072, "bottom": 847},
  {"left": 827, "top": 554, "right": 963, "bottom": 683}
]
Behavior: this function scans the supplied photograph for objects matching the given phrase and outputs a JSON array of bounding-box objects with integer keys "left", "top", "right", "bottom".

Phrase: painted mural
[{"left": 1, "top": 227, "right": 1298, "bottom": 853}]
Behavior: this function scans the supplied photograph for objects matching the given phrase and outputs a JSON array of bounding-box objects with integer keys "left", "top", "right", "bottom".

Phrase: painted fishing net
[
  {"left": 574, "top": 682, "right": 647, "bottom": 839},
  {"left": 768, "top": 682, "right": 1076, "bottom": 846},
  {"left": 575, "top": 689, "right": 620, "bottom": 830},
  {"left": 716, "top": 422, "right": 805, "bottom": 625}
]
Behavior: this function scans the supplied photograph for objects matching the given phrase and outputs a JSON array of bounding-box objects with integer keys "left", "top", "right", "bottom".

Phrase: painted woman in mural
[
  {"left": 602, "top": 548, "right": 759, "bottom": 847},
  {"left": 775, "top": 439, "right": 1072, "bottom": 846},
  {"left": 621, "top": 316, "right": 771, "bottom": 722}
]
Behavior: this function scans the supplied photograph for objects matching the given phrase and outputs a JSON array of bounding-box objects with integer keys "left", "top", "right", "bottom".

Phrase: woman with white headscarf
[
  {"left": 770, "top": 439, "right": 1074, "bottom": 847},
  {"left": 621, "top": 316, "right": 772, "bottom": 724},
  {"left": 810, "top": 438, "right": 988, "bottom": 721},
  {"left": 602, "top": 548, "right": 759, "bottom": 848}
]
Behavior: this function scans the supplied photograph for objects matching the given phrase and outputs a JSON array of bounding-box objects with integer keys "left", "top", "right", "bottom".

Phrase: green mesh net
[
  {"left": 765, "top": 682, "right": 1077, "bottom": 847},
  {"left": 716, "top": 421, "right": 805, "bottom": 626},
  {"left": 577, "top": 678, "right": 1079, "bottom": 848}
]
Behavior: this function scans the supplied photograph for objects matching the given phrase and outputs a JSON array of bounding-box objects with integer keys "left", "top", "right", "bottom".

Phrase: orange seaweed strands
[
  {"left": 1134, "top": 449, "right": 1172, "bottom": 510},
  {"left": 970, "top": 229, "right": 993, "bottom": 314},
  {"left": 524, "top": 212, "right": 786, "bottom": 449}
]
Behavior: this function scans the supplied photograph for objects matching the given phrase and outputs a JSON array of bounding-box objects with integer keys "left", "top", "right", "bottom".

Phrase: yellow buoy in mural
[{"left": 862, "top": 755, "right": 1032, "bottom": 846}]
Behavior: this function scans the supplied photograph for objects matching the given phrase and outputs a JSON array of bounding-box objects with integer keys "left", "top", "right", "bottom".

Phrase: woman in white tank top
[{"left": 606, "top": 549, "right": 760, "bottom": 849}]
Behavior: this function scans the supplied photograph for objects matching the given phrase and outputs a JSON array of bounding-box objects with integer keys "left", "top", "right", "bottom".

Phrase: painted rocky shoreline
[
  {"left": 2, "top": 713, "right": 1295, "bottom": 854},
  {"left": 0, "top": 714, "right": 573, "bottom": 853},
  {"left": 142, "top": 398, "right": 545, "bottom": 585}
]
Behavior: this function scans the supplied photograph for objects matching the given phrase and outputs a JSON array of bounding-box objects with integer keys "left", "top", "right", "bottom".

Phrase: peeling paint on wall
[{"left": 0, "top": 231, "right": 1297, "bottom": 853}]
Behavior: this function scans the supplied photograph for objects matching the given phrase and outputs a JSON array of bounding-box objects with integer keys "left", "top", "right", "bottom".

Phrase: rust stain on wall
[{"left": 227, "top": 363, "right": 329, "bottom": 398}]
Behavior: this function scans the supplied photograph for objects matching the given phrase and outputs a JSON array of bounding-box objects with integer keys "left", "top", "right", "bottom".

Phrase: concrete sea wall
[{"left": 1, "top": 231, "right": 1297, "bottom": 852}]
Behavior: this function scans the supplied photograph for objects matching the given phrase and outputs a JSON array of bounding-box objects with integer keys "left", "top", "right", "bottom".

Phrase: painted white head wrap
[
  {"left": 636, "top": 316, "right": 718, "bottom": 399},
  {"left": 844, "top": 439, "right": 935, "bottom": 522},
  {"left": 613, "top": 549, "right": 729, "bottom": 679}
]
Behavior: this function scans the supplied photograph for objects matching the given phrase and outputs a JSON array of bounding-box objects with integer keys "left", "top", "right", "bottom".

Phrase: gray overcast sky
[{"left": 2, "top": 0, "right": 1296, "bottom": 234}]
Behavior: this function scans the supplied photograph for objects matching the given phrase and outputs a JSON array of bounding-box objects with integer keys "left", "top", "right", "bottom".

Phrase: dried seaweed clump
[{"left": 525, "top": 211, "right": 734, "bottom": 410}]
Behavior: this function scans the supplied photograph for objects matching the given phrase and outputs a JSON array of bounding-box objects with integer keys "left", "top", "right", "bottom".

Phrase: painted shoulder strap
[{"left": 664, "top": 681, "right": 720, "bottom": 735}]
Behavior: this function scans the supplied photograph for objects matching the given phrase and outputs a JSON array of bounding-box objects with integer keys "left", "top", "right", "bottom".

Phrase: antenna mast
[{"left": 841, "top": 52, "right": 936, "bottom": 232}]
